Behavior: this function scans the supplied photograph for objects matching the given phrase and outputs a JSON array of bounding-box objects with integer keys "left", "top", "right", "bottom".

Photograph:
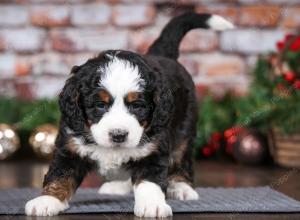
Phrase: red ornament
[
  {"left": 211, "top": 132, "right": 222, "bottom": 142},
  {"left": 228, "top": 136, "right": 237, "bottom": 144},
  {"left": 224, "top": 129, "right": 233, "bottom": 138},
  {"left": 290, "top": 37, "right": 300, "bottom": 52},
  {"left": 202, "top": 146, "right": 213, "bottom": 157},
  {"left": 284, "top": 71, "right": 296, "bottom": 82},
  {"left": 232, "top": 129, "right": 269, "bottom": 165},
  {"left": 276, "top": 41, "right": 285, "bottom": 51},
  {"left": 224, "top": 127, "right": 244, "bottom": 156},
  {"left": 293, "top": 80, "right": 300, "bottom": 89},
  {"left": 285, "top": 34, "right": 295, "bottom": 42}
]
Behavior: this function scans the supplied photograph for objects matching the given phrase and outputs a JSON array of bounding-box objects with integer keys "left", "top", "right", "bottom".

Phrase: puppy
[{"left": 25, "top": 13, "right": 233, "bottom": 218}]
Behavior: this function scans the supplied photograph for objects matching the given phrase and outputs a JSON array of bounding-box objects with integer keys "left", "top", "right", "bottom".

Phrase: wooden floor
[{"left": 0, "top": 159, "right": 299, "bottom": 220}]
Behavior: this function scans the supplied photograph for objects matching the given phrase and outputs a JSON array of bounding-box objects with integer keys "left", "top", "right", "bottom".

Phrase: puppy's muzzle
[{"left": 109, "top": 129, "right": 129, "bottom": 143}]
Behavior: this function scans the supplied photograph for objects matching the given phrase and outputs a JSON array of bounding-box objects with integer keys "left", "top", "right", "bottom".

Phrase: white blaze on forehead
[
  {"left": 91, "top": 57, "right": 145, "bottom": 151},
  {"left": 99, "top": 58, "right": 144, "bottom": 97}
]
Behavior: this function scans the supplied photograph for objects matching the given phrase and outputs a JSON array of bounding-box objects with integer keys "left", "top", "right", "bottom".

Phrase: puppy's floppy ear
[
  {"left": 59, "top": 65, "right": 85, "bottom": 133},
  {"left": 149, "top": 70, "right": 174, "bottom": 134}
]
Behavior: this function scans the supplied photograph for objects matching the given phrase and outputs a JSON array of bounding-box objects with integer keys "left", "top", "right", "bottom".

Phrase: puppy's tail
[{"left": 147, "top": 13, "right": 234, "bottom": 60}]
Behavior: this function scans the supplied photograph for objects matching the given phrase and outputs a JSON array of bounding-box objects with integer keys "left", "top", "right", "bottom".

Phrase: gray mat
[{"left": 0, "top": 187, "right": 300, "bottom": 215}]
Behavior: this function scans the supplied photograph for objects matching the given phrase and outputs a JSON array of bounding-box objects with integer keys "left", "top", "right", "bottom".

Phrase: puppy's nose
[{"left": 109, "top": 129, "right": 128, "bottom": 143}]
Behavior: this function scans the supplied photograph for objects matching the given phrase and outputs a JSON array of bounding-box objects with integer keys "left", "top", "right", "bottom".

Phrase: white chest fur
[{"left": 72, "top": 138, "right": 155, "bottom": 178}]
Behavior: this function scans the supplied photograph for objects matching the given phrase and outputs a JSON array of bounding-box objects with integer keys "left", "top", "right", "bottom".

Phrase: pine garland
[
  {"left": 195, "top": 33, "right": 300, "bottom": 157},
  {"left": 0, "top": 98, "right": 59, "bottom": 132}
]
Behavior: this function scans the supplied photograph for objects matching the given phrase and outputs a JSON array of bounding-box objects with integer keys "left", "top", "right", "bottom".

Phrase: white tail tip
[{"left": 207, "top": 15, "right": 235, "bottom": 31}]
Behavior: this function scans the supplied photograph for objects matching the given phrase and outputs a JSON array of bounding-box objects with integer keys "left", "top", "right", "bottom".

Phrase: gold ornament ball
[
  {"left": 0, "top": 124, "right": 20, "bottom": 160},
  {"left": 29, "top": 124, "right": 58, "bottom": 159}
]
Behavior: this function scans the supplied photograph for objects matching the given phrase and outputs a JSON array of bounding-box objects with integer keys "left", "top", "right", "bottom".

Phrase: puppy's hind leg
[
  {"left": 167, "top": 139, "right": 199, "bottom": 201},
  {"left": 98, "top": 178, "right": 132, "bottom": 195},
  {"left": 167, "top": 180, "right": 199, "bottom": 201}
]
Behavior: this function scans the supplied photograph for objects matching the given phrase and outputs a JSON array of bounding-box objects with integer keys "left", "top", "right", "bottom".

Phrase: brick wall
[{"left": 0, "top": 0, "right": 299, "bottom": 100}]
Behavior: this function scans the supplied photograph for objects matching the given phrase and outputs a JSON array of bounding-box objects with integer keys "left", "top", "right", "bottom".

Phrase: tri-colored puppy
[{"left": 25, "top": 13, "right": 233, "bottom": 218}]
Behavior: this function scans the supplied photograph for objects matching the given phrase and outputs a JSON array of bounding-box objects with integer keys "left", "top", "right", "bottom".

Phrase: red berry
[
  {"left": 293, "top": 80, "right": 300, "bottom": 89},
  {"left": 227, "top": 136, "right": 237, "bottom": 144},
  {"left": 202, "top": 146, "right": 213, "bottom": 157},
  {"left": 284, "top": 71, "right": 296, "bottom": 82},
  {"left": 276, "top": 41, "right": 285, "bottom": 51},
  {"left": 212, "top": 143, "right": 220, "bottom": 150},
  {"left": 285, "top": 34, "right": 295, "bottom": 42},
  {"left": 224, "top": 129, "right": 233, "bottom": 138},
  {"left": 211, "top": 132, "right": 222, "bottom": 141},
  {"left": 290, "top": 38, "right": 300, "bottom": 52}
]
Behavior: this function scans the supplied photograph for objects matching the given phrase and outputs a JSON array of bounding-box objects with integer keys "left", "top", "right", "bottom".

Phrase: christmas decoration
[
  {"left": 232, "top": 129, "right": 268, "bottom": 165},
  {"left": 0, "top": 98, "right": 59, "bottom": 158},
  {"left": 232, "top": 33, "right": 300, "bottom": 167},
  {"left": 284, "top": 71, "right": 296, "bottom": 82},
  {"left": 196, "top": 33, "right": 300, "bottom": 161},
  {"left": 235, "top": 33, "right": 300, "bottom": 134},
  {"left": 196, "top": 95, "right": 238, "bottom": 158},
  {"left": 0, "top": 98, "right": 59, "bottom": 132},
  {"left": 0, "top": 124, "right": 20, "bottom": 160},
  {"left": 29, "top": 124, "right": 58, "bottom": 159},
  {"left": 224, "top": 127, "right": 244, "bottom": 155}
]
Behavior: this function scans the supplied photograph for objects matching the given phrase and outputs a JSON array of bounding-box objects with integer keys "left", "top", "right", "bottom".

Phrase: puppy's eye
[
  {"left": 97, "top": 102, "right": 108, "bottom": 110},
  {"left": 130, "top": 101, "right": 146, "bottom": 109}
]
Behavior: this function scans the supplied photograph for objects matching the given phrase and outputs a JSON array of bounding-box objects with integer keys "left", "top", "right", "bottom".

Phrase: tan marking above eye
[
  {"left": 98, "top": 90, "right": 111, "bottom": 103},
  {"left": 141, "top": 121, "right": 148, "bottom": 128},
  {"left": 126, "top": 92, "right": 140, "bottom": 103}
]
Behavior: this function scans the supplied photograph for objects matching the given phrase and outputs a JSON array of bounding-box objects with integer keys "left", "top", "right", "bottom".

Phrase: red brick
[
  {"left": 14, "top": 78, "right": 35, "bottom": 100},
  {"left": 30, "top": 5, "right": 70, "bottom": 27},
  {"left": 179, "top": 53, "right": 246, "bottom": 93},
  {"left": 196, "top": 5, "right": 238, "bottom": 23},
  {"left": 15, "top": 58, "right": 32, "bottom": 76},
  {"left": 282, "top": 7, "right": 300, "bottom": 28},
  {"left": 71, "top": 4, "right": 111, "bottom": 26},
  {"left": 195, "top": 53, "right": 246, "bottom": 79},
  {"left": 0, "top": 6, "right": 28, "bottom": 27},
  {"left": 0, "top": 28, "right": 46, "bottom": 53},
  {"left": 238, "top": 5, "right": 280, "bottom": 27},
  {"left": 112, "top": 5, "right": 156, "bottom": 27},
  {"left": 50, "top": 28, "right": 129, "bottom": 52},
  {"left": 0, "top": 54, "right": 31, "bottom": 79},
  {"left": 180, "top": 30, "right": 218, "bottom": 53}
]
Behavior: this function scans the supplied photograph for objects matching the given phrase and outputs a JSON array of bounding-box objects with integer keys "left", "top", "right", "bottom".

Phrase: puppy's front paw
[
  {"left": 167, "top": 181, "right": 199, "bottom": 200},
  {"left": 25, "top": 195, "right": 69, "bottom": 216},
  {"left": 134, "top": 199, "right": 172, "bottom": 218},
  {"left": 134, "top": 181, "right": 172, "bottom": 218}
]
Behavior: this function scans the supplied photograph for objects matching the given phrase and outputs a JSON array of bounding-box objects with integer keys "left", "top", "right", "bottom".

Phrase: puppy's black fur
[{"left": 42, "top": 13, "right": 213, "bottom": 201}]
